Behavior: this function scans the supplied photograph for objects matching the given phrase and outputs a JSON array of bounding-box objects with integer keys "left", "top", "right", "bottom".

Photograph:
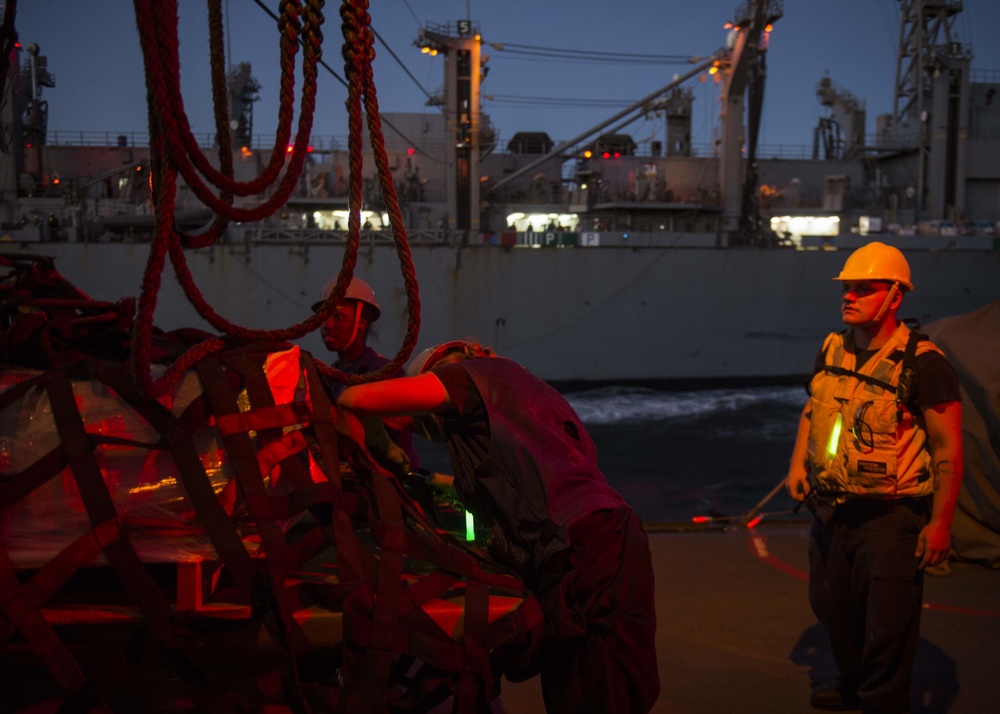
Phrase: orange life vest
[{"left": 806, "top": 323, "right": 942, "bottom": 500}]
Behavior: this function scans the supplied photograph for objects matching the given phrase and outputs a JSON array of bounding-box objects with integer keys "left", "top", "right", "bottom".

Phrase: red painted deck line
[{"left": 746, "top": 532, "right": 1000, "bottom": 618}]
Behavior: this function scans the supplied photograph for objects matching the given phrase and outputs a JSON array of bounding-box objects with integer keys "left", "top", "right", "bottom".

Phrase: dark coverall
[{"left": 432, "top": 357, "right": 660, "bottom": 714}]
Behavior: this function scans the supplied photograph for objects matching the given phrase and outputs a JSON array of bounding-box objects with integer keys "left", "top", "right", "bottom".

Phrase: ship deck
[
  {"left": 497, "top": 522, "right": 1000, "bottom": 714},
  {"left": 4, "top": 522, "right": 998, "bottom": 713}
]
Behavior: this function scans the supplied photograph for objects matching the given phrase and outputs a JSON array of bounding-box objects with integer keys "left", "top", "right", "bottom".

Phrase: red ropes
[{"left": 129, "top": 0, "right": 422, "bottom": 397}]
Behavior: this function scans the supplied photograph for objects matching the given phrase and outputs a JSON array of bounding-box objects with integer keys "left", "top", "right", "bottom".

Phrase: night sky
[{"left": 15, "top": 0, "right": 1000, "bottom": 153}]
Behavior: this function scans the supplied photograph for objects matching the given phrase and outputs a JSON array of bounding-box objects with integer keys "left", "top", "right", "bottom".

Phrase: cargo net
[{"left": 0, "top": 255, "right": 542, "bottom": 713}]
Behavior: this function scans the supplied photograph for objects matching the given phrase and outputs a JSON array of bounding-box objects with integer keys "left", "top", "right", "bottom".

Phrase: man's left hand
[{"left": 915, "top": 518, "right": 952, "bottom": 569}]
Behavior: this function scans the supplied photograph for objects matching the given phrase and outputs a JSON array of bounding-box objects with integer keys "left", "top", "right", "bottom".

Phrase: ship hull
[{"left": 8, "top": 238, "right": 1000, "bottom": 386}]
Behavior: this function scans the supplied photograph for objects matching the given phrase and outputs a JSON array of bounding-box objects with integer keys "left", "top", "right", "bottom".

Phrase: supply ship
[
  {"left": 2, "top": 5, "right": 999, "bottom": 713},
  {"left": 3, "top": 0, "right": 1000, "bottom": 386}
]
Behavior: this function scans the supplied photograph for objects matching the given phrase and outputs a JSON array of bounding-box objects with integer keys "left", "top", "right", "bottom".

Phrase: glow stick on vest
[
  {"left": 465, "top": 510, "right": 475, "bottom": 541},
  {"left": 827, "top": 412, "right": 843, "bottom": 459}
]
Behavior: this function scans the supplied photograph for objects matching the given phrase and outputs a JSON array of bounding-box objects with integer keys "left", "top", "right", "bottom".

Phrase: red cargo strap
[
  {"left": 43, "top": 371, "right": 238, "bottom": 711},
  {"left": 194, "top": 346, "right": 319, "bottom": 709},
  {"left": 215, "top": 401, "right": 313, "bottom": 437},
  {"left": 0, "top": 543, "right": 89, "bottom": 692},
  {"left": 81, "top": 358, "right": 262, "bottom": 596}
]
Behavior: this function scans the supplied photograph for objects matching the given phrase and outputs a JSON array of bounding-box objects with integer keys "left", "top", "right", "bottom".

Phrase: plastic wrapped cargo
[{"left": 0, "top": 346, "right": 316, "bottom": 566}]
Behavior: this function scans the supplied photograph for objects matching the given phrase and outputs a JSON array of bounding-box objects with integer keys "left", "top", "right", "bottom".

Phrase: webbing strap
[
  {"left": 2, "top": 345, "right": 541, "bottom": 710},
  {"left": 897, "top": 330, "right": 926, "bottom": 405},
  {"left": 194, "top": 347, "right": 317, "bottom": 710},
  {"left": 0, "top": 448, "right": 66, "bottom": 512},
  {"left": 332, "top": 416, "right": 539, "bottom": 713},
  {"left": 80, "top": 357, "right": 260, "bottom": 596},
  {"left": 456, "top": 577, "right": 491, "bottom": 711},
  {"left": 215, "top": 401, "right": 313, "bottom": 436},
  {"left": 0, "top": 519, "right": 118, "bottom": 642},
  {"left": 355, "top": 455, "right": 408, "bottom": 708},
  {"left": 300, "top": 350, "right": 368, "bottom": 589},
  {"left": 42, "top": 371, "right": 237, "bottom": 711},
  {"left": 0, "top": 543, "right": 88, "bottom": 691},
  {"left": 820, "top": 363, "right": 896, "bottom": 393},
  {"left": 45, "top": 374, "right": 174, "bottom": 624}
]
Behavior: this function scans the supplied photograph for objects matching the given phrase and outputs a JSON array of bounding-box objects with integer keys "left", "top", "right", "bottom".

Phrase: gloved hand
[{"left": 335, "top": 409, "right": 411, "bottom": 477}]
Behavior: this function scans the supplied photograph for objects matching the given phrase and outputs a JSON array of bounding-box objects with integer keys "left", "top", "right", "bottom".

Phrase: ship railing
[
  {"left": 971, "top": 69, "right": 1000, "bottom": 85},
  {"left": 593, "top": 142, "right": 816, "bottom": 160},
  {"left": 43, "top": 130, "right": 351, "bottom": 151},
  {"left": 233, "top": 225, "right": 458, "bottom": 246},
  {"left": 44, "top": 130, "right": 823, "bottom": 162}
]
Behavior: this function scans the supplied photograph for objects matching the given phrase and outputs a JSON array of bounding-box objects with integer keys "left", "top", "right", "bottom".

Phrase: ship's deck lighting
[{"left": 770, "top": 215, "right": 840, "bottom": 246}]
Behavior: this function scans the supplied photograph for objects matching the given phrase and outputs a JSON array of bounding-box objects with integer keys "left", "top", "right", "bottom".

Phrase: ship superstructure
[{"left": 1, "top": 0, "right": 998, "bottom": 385}]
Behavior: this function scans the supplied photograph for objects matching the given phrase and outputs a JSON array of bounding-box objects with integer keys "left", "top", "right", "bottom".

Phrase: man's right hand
[{"left": 785, "top": 465, "right": 811, "bottom": 501}]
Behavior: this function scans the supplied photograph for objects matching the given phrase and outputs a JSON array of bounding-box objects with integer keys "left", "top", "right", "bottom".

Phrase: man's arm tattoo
[{"left": 932, "top": 460, "right": 957, "bottom": 491}]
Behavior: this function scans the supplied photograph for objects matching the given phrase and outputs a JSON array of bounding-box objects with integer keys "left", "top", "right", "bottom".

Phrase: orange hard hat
[{"left": 834, "top": 241, "right": 914, "bottom": 291}]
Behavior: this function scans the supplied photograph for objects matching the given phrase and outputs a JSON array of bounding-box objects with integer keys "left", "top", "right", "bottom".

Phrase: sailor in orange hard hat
[{"left": 785, "top": 241, "right": 963, "bottom": 712}]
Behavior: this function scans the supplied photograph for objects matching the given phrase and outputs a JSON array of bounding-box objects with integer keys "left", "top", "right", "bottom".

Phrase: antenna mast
[{"left": 885, "top": 0, "right": 970, "bottom": 220}]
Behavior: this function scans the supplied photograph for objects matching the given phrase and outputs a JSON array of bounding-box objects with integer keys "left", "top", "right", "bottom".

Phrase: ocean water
[{"left": 415, "top": 385, "right": 808, "bottom": 525}]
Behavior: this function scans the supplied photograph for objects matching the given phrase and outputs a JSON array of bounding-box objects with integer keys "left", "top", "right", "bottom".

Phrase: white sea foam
[{"left": 565, "top": 386, "right": 805, "bottom": 425}]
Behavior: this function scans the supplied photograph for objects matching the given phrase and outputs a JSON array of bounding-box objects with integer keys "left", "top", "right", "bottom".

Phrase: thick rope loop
[
  {"left": 136, "top": 0, "right": 302, "bottom": 200},
  {"left": 178, "top": 0, "right": 233, "bottom": 250},
  {"left": 138, "top": 0, "right": 322, "bottom": 220},
  {"left": 129, "top": 0, "right": 421, "bottom": 397},
  {"left": 313, "top": 0, "right": 421, "bottom": 388}
]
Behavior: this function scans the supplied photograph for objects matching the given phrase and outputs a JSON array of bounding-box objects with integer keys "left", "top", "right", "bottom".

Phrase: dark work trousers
[
  {"left": 808, "top": 497, "right": 930, "bottom": 714},
  {"left": 534, "top": 506, "right": 660, "bottom": 714}
]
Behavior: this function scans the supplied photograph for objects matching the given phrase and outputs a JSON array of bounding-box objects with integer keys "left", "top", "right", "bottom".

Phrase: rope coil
[{"left": 130, "top": 0, "right": 420, "bottom": 398}]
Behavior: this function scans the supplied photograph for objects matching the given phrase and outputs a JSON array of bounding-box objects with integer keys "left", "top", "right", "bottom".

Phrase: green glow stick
[
  {"left": 826, "top": 412, "right": 843, "bottom": 459},
  {"left": 465, "top": 510, "right": 475, "bottom": 541}
]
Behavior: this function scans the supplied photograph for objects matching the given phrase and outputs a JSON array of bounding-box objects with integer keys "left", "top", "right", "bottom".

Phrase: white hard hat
[
  {"left": 406, "top": 341, "right": 470, "bottom": 377},
  {"left": 312, "top": 277, "right": 381, "bottom": 319}
]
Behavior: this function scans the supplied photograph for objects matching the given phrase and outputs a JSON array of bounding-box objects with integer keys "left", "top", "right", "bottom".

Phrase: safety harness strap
[
  {"left": 897, "top": 330, "right": 926, "bottom": 405},
  {"left": 819, "top": 363, "right": 896, "bottom": 393}
]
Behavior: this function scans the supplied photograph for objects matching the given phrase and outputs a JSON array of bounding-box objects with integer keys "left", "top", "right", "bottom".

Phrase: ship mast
[
  {"left": 885, "top": 0, "right": 970, "bottom": 220},
  {"left": 718, "top": 0, "right": 783, "bottom": 245},
  {"left": 415, "top": 21, "right": 484, "bottom": 233}
]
